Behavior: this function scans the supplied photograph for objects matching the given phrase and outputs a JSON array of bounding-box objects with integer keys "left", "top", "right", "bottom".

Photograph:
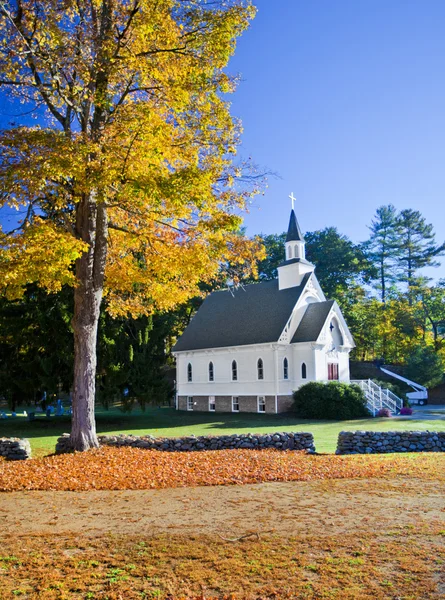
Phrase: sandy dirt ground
[{"left": 1, "top": 477, "right": 444, "bottom": 538}]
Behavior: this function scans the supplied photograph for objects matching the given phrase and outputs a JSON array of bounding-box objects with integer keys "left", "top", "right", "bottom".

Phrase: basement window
[{"left": 258, "top": 396, "right": 266, "bottom": 413}]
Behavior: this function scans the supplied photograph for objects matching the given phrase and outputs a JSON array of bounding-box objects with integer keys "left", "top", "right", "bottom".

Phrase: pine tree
[
  {"left": 365, "top": 205, "right": 401, "bottom": 304},
  {"left": 397, "top": 209, "right": 445, "bottom": 302}
]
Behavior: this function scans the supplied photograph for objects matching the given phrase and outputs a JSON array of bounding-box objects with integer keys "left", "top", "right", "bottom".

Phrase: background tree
[
  {"left": 420, "top": 280, "right": 445, "bottom": 353},
  {"left": 364, "top": 204, "right": 401, "bottom": 304},
  {"left": 404, "top": 346, "right": 444, "bottom": 389},
  {"left": 0, "top": 0, "right": 262, "bottom": 449},
  {"left": 0, "top": 286, "right": 73, "bottom": 410},
  {"left": 96, "top": 312, "right": 174, "bottom": 410},
  {"left": 252, "top": 233, "right": 287, "bottom": 281},
  {"left": 305, "top": 227, "right": 374, "bottom": 304},
  {"left": 397, "top": 209, "right": 444, "bottom": 302},
  {"left": 251, "top": 228, "right": 372, "bottom": 301}
]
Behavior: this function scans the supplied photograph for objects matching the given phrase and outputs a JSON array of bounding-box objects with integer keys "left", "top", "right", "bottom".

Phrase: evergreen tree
[
  {"left": 365, "top": 205, "right": 401, "bottom": 304},
  {"left": 396, "top": 209, "right": 445, "bottom": 302},
  {"left": 0, "top": 286, "right": 73, "bottom": 410}
]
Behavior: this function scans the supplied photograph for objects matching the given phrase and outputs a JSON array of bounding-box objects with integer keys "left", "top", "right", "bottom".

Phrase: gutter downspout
[{"left": 273, "top": 345, "right": 279, "bottom": 413}]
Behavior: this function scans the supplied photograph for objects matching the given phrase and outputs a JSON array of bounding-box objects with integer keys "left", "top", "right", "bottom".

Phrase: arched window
[
  {"left": 257, "top": 358, "right": 264, "bottom": 380},
  {"left": 283, "top": 357, "right": 289, "bottom": 380},
  {"left": 187, "top": 363, "right": 192, "bottom": 382},
  {"left": 287, "top": 245, "right": 292, "bottom": 259},
  {"left": 301, "top": 362, "right": 307, "bottom": 380},
  {"left": 294, "top": 244, "right": 298, "bottom": 258},
  {"left": 232, "top": 360, "right": 238, "bottom": 381},
  {"left": 208, "top": 361, "right": 214, "bottom": 382}
]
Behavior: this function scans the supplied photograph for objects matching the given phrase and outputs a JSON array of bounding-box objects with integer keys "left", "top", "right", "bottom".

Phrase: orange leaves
[{"left": 0, "top": 447, "right": 443, "bottom": 492}]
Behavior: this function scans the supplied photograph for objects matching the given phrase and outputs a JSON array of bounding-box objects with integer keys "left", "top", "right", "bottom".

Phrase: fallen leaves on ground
[{"left": 0, "top": 447, "right": 444, "bottom": 491}]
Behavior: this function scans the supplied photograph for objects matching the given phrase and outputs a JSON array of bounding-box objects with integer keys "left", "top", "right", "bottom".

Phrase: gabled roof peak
[{"left": 286, "top": 209, "right": 304, "bottom": 242}]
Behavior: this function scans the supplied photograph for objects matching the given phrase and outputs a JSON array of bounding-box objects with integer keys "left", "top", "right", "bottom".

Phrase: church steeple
[
  {"left": 278, "top": 196, "right": 314, "bottom": 290},
  {"left": 286, "top": 209, "right": 304, "bottom": 243},
  {"left": 285, "top": 207, "right": 306, "bottom": 262}
]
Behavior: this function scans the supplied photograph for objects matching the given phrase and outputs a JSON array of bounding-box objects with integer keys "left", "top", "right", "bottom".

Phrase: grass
[
  {"left": 1, "top": 526, "right": 444, "bottom": 599},
  {"left": 1, "top": 406, "right": 445, "bottom": 455}
]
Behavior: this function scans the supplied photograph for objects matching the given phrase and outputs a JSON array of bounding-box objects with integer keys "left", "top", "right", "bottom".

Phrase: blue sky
[
  {"left": 1, "top": 0, "right": 444, "bottom": 279},
  {"left": 229, "top": 0, "right": 445, "bottom": 279}
]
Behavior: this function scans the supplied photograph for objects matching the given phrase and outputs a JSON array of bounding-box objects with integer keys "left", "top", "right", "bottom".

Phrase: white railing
[{"left": 351, "top": 379, "right": 403, "bottom": 416}]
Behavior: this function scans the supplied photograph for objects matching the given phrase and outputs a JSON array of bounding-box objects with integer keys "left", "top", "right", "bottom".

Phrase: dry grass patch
[{"left": 1, "top": 526, "right": 444, "bottom": 599}]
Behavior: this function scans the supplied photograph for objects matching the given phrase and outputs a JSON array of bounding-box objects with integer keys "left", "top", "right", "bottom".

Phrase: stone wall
[
  {"left": 56, "top": 431, "right": 315, "bottom": 454},
  {"left": 336, "top": 430, "right": 445, "bottom": 454},
  {"left": 0, "top": 438, "right": 32, "bottom": 460}
]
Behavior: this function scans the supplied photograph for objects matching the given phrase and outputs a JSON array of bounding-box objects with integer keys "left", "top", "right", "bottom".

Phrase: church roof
[
  {"left": 286, "top": 210, "right": 304, "bottom": 242},
  {"left": 173, "top": 274, "right": 311, "bottom": 352},
  {"left": 291, "top": 300, "right": 335, "bottom": 343},
  {"left": 278, "top": 257, "right": 314, "bottom": 268}
]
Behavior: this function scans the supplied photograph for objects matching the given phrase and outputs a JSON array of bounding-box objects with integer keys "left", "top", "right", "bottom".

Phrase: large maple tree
[{"left": 0, "top": 0, "right": 262, "bottom": 450}]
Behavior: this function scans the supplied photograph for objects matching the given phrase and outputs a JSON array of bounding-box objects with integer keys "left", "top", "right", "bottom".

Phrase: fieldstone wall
[
  {"left": 56, "top": 431, "right": 315, "bottom": 454},
  {"left": 0, "top": 438, "right": 32, "bottom": 460},
  {"left": 336, "top": 431, "right": 445, "bottom": 454}
]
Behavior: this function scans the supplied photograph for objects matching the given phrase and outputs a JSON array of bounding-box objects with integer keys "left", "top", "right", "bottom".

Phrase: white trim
[
  {"left": 209, "top": 395, "right": 216, "bottom": 411},
  {"left": 187, "top": 396, "right": 194, "bottom": 411},
  {"left": 232, "top": 396, "right": 240, "bottom": 412},
  {"left": 258, "top": 395, "right": 266, "bottom": 413}
]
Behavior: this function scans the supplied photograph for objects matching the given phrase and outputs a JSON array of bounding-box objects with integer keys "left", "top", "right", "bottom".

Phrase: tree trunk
[
  {"left": 70, "top": 194, "right": 108, "bottom": 451},
  {"left": 380, "top": 258, "right": 386, "bottom": 305}
]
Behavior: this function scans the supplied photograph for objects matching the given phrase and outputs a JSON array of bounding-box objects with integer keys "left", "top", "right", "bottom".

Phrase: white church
[{"left": 173, "top": 203, "right": 355, "bottom": 414}]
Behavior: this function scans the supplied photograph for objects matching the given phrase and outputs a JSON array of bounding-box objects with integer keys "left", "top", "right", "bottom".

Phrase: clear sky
[
  {"left": 1, "top": 0, "right": 444, "bottom": 279},
  {"left": 229, "top": 0, "right": 445, "bottom": 279}
]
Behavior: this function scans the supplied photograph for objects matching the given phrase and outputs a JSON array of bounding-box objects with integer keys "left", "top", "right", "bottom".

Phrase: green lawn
[{"left": 1, "top": 406, "right": 445, "bottom": 455}]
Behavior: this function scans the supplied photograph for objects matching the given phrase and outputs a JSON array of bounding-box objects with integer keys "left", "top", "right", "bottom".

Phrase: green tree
[
  {"left": 364, "top": 205, "right": 401, "bottom": 304},
  {"left": 0, "top": 286, "right": 73, "bottom": 410},
  {"left": 253, "top": 233, "right": 287, "bottom": 281},
  {"left": 420, "top": 280, "right": 445, "bottom": 352},
  {"left": 304, "top": 228, "right": 374, "bottom": 301},
  {"left": 404, "top": 346, "right": 444, "bottom": 389},
  {"left": 252, "top": 228, "right": 372, "bottom": 302},
  {"left": 397, "top": 209, "right": 445, "bottom": 302},
  {"left": 97, "top": 313, "right": 174, "bottom": 410}
]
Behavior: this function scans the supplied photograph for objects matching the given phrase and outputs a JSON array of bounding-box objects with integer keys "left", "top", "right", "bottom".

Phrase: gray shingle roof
[
  {"left": 278, "top": 257, "right": 314, "bottom": 268},
  {"left": 173, "top": 274, "right": 311, "bottom": 352},
  {"left": 291, "top": 300, "right": 335, "bottom": 343},
  {"left": 286, "top": 210, "right": 304, "bottom": 242}
]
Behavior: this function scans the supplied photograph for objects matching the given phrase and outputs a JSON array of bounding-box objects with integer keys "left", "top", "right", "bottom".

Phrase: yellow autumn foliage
[{"left": 0, "top": 0, "right": 263, "bottom": 315}]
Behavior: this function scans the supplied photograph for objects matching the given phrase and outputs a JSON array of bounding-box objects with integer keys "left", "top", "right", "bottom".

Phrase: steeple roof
[{"left": 286, "top": 209, "right": 304, "bottom": 242}]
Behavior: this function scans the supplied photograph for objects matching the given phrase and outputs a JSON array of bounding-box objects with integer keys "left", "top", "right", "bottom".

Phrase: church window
[
  {"left": 328, "top": 363, "right": 339, "bottom": 381},
  {"left": 232, "top": 396, "right": 240, "bottom": 412},
  {"left": 287, "top": 245, "right": 292, "bottom": 259},
  {"left": 283, "top": 357, "right": 289, "bottom": 380},
  {"left": 187, "top": 363, "right": 192, "bottom": 382},
  {"left": 301, "top": 362, "right": 307, "bottom": 379},
  {"left": 257, "top": 358, "right": 264, "bottom": 380},
  {"left": 187, "top": 396, "right": 193, "bottom": 411},
  {"left": 258, "top": 396, "right": 266, "bottom": 413},
  {"left": 294, "top": 244, "right": 298, "bottom": 258},
  {"left": 209, "top": 395, "right": 216, "bottom": 411},
  {"left": 232, "top": 360, "right": 238, "bottom": 381},
  {"left": 208, "top": 361, "right": 214, "bottom": 381}
]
